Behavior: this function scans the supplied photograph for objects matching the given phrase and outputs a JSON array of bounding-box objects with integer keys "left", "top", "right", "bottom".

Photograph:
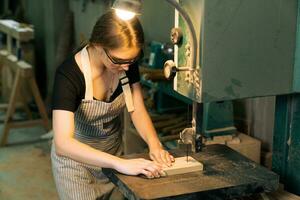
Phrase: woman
[{"left": 51, "top": 10, "right": 174, "bottom": 200}]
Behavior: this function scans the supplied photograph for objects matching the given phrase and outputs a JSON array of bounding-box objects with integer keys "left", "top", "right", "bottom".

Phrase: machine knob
[
  {"left": 170, "top": 27, "right": 183, "bottom": 46},
  {"left": 164, "top": 60, "right": 177, "bottom": 80}
]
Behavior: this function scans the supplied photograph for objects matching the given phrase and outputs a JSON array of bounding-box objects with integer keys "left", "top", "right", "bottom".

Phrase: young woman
[{"left": 51, "top": 10, "right": 174, "bottom": 200}]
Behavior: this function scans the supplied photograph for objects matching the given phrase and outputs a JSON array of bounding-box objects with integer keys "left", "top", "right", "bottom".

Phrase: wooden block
[
  {"left": 227, "top": 133, "right": 261, "bottom": 163},
  {"left": 204, "top": 134, "right": 234, "bottom": 145},
  {"left": 163, "top": 156, "right": 203, "bottom": 176},
  {"left": 204, "top": 133, "right": 261, "bottom": 164},
  {"left": 270, "top": 190, "right": 300, "bottom": 200}
]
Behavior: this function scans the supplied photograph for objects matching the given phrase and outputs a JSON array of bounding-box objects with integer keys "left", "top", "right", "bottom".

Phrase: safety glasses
[{"left": 104, "top": 48, "right": 143, "bottom": 65}]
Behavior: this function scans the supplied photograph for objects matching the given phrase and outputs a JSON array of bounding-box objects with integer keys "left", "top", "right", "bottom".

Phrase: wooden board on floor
[{"left": 163, "top": 156, "right": 203, "bottom": 176}]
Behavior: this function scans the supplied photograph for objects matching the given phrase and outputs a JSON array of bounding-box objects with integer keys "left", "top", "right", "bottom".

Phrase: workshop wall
[
  {"left": 69, "top": 0, "right": 109, "bottom": 45},
  {"left": 0, "top": 1, "right": 5, "bottom": 15},
  {"left": 22, "top": 0, "right": 69, "bottom": 100},
  {"left": 139, "top": 0, "right": 174, "bottom": 43}
]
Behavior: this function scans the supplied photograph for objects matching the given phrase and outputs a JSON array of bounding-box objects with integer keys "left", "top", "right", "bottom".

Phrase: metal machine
[
  {"left": 164, "top": 0, "right": 300, "bottom": 153},
  {"left": 102, "top": 0, "right": 300, "bottom": 199},
  {"left": 170, "top": 0, "right": 300, "bottom": 196}
]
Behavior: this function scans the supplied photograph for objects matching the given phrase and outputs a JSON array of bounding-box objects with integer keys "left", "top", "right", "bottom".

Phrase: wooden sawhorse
[{"left": 0, "top": 51, "right": 50, "bottom": 146}]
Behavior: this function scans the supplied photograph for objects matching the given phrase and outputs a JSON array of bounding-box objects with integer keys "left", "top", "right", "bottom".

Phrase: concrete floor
[{"left": 0, "top": 124, "right": 58, "bottom": 200}]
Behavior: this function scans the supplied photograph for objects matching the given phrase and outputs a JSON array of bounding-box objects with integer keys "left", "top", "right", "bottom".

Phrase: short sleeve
[{"left": 51, "top": 57, "right": 85, "bottom": 112}]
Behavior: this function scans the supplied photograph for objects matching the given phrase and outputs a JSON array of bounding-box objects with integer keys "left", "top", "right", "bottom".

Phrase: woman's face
[{"left": 99, "top": 46, "right": 141, "bottom": 73}]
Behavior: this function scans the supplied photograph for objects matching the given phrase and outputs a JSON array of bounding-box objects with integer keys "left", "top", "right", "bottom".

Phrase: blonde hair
[{"left": 89, "top": 10, "right": 144, "bottom": 50}]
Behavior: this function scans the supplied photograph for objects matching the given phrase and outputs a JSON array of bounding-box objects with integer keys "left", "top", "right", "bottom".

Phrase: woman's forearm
[
  {"left": 130, "top": 106, "right": 162, "bottom": 149},
  {"left": 130, "top": 83, "right": 162, "bottom": 149},
  {"left": 54, "top": 137, "right": 122, "bottom": 169},
  {"left": 53, "top": 110, "right": 123, "bottom": 170},
  {"left": 130, "top": 105, "right": 174, "bottom": 166}
]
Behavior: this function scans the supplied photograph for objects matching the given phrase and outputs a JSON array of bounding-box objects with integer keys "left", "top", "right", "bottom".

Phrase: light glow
[{"left": 115, "top": 9, "right": 136, "bottom": 20}]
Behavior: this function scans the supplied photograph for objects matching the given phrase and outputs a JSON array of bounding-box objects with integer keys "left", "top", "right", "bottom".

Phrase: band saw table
[{"left": 103, "top": 144, "right": 279, "bottom": 200}]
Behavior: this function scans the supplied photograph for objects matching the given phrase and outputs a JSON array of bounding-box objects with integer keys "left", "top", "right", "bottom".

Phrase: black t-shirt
[{"left": 51, "top": 53, "right": 140, "bottom": 112}]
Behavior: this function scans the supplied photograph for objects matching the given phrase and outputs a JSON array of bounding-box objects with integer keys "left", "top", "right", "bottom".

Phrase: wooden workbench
[{"left": 103, "top": 144, "right": 279, "bottom": 200}]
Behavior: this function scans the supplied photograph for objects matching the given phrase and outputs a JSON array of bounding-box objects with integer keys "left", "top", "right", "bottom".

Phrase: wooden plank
[
  {"left": 270, "top": 190, "right": 300, "bottom": 200},
  {"left": 163, "top": 156, "right": 203, "bottom": 176},
  {"left": 170, "top": 126, "right": 186, "bottom": 135},
  {"left": 154, "top": 117, "right": 185, "bottom": 129},
  {"left": 3, "top": 55, "right": 33, "bottom": 76},
  {"left": 161, "top": 121, "right": 188, "bottom": 133},
  {"left": 160, "top": 134, "right": 180, "bottom": 142},
  {"left": 240, "top": 190, "right": 300, "bottom": 200},
  {"left": 0, "top": 20, "right": 34, "bottom": 41},
  {"left": 150, "top": 113, "right": 177, "bottom": 122}
]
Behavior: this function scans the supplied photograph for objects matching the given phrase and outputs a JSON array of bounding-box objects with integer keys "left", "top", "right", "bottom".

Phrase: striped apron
[{"left": 51, "top": 46, "right": 126, "bottom": 200}]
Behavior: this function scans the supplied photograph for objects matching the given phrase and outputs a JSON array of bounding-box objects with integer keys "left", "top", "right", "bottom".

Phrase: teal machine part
[
  {"left": 141, "top": 79, "right": 192, "bottom": 113},
  {"left": 148, "top": 41, "right": 173, "bottom": 69},
  {"left": 200, "top": 101, "right": 236, "bottom": 138},
  {"left": 173, "top": 0, "right": 300, "bottom": 195},
  {"left": 173, "top": 0, "right": 299, "bottom": 139},
  {"left": 273, "top": 94, "right": 300, "bottom": 195},
  {"left": 142, "top": 41, "right": 188, "bottom": 112},
  {"left": 272, "top": 0, "right": 300, "bottom": 195},
  {"left": 175, "top": 0, "right": 299, "bottom": 102},
  {"left": 174, "top": 0, "right": 299, "bottom": 138}
]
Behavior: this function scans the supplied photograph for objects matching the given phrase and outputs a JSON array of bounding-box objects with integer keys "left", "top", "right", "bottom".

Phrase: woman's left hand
[{"left": 149, "top": 146, "right": 175, "bottom": 167}]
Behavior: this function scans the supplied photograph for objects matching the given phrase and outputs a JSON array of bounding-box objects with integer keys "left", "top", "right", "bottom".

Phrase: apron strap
[
  {"left": 119, "top": 71, "right": 135, "bottom": 112},
  {"left": 80, "top": 46, "right": 93, "bottom": 100}
]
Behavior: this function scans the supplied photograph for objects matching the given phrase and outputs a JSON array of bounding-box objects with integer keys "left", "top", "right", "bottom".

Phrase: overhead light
[
  {"left": 112, "top": 0, "right": 142, "bottom": 20},
  {"left": 115, "top": 9, "right": 136, "bottom": 20}
]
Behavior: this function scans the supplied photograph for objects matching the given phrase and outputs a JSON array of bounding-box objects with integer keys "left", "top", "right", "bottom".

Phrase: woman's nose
[{"left": 120, "top": 64, "right": 129, "bottom": 71}]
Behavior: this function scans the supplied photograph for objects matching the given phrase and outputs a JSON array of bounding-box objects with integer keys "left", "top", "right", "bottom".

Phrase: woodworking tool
[{"left": 100, "top": 0, "right": 300, "bottom": 198}]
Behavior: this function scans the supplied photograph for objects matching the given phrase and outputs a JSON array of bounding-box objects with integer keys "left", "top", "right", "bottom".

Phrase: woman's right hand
[{"left": 114, "top": 158, "right": 164, "bottom": 179}]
